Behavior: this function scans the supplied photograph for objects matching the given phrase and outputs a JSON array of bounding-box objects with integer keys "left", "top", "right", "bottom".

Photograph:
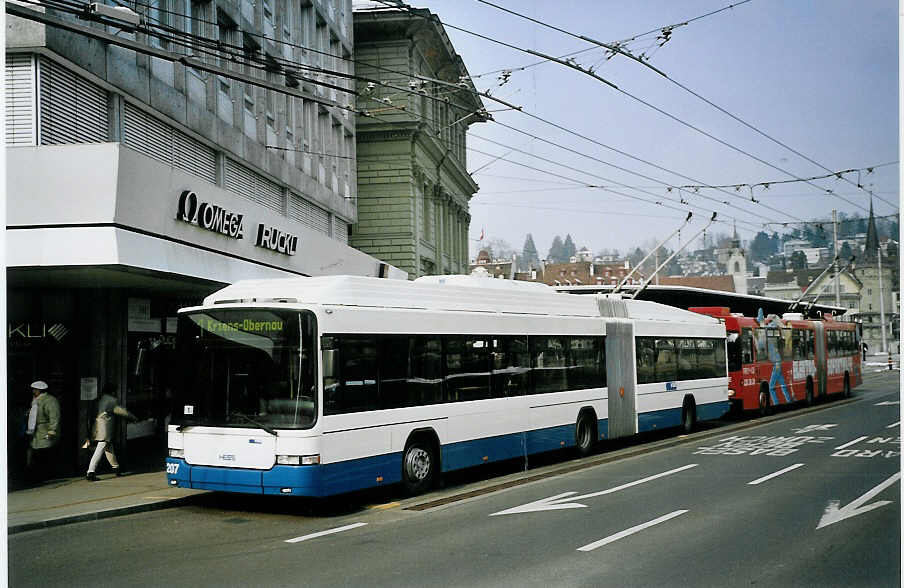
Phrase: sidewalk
[
  {"left": 7, "top": 470, "right": 208, "bottom": 534},
  {"left": 864, "top": 352, "right": 900, "bottom": 371}
]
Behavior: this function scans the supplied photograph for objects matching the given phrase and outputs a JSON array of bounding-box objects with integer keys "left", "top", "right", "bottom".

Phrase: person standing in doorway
[
  {"left": 86, "top": 384, "right": 138, "bottom": 481},
  {"left": 25, "top": 380, "right": 61, "bottom": 483}
]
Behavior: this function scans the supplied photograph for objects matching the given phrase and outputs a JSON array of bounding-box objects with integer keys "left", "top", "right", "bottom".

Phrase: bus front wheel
[{"left": 402, "top": 440, "right": 436, "bottom": 495}]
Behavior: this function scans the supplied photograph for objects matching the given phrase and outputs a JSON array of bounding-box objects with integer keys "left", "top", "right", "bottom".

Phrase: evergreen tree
[
  {"left": 790, "top": 250, "right": 808, "bottom": 270},
  {"left": 770, "top": 232, "right": 782, "bottom": 255},
  {"left": 749, "top": 231, "right": 773, "bottom": 262},
  {"left": 563, "top": 234, "right": 577, "bottom": 261},
  {"left": 839, "top": 241, "right": 854, "bottom": 260},
  {"left": 547, "top": 235, "right": 565, "bottom": 263},
  {"left": 521, "top": 234, "right": 540, "bottom": 268}
]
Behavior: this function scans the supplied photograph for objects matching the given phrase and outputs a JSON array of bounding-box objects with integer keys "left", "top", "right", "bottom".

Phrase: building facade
[
  {"left": 853, "top": 264, "right": 898, "bottom": 353},
  {"left": 352, "top": 6, "right": 486, "bottom": 278},
  {"left": 5, "top": 1, "right": 404, "bottom": 483}
]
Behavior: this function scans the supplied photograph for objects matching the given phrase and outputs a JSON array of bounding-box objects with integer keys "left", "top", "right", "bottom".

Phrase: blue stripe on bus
[
  {"left": 696, "top": 400, "right": 731, "bottom": 421},
  {"left": 638, "top": 408, "right": 682, "bottom": 432},
  {"left": 165, "top": 406, "right": 724, "bottom": 497}
]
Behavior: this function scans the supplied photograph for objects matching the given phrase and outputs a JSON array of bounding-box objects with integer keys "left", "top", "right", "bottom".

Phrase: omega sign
[
  {"left": 176, "top": 190, "right": 298, "bottom": 256},
  {"left": 177, "top": 190, "right": 244, "bottom": 239}
]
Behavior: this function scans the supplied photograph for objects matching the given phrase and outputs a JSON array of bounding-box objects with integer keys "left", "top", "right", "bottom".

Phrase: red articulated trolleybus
[{"left": 689, "top": 307, "right": 861, "bottom": 414}]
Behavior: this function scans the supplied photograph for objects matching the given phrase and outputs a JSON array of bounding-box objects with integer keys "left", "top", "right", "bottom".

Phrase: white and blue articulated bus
[{"left": 166, "top": 275, "right": 729, "bottom": 497}]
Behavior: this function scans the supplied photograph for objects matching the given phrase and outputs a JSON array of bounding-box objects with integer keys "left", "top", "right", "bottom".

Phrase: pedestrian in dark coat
[{"left": 86, "top": 384, "right": 138, "bottom": 481}]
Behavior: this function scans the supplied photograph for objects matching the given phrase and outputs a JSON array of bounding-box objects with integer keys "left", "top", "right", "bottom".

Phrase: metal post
[
  {"left": 878, "top": 246, "right": 888, "bottom": 353},
  {"left": 833, "top": 209, "right": 840, "bottom": 307},
  {"left": 654, "top": 249, "right": 660, "bottom": 285}
]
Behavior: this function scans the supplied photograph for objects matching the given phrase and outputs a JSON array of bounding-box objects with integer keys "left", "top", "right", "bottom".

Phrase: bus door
[
  {"left": 606, "top": 319, "right": 636, "bottom": 439},
  {"left": 813, "top": 321, "right": 827, "bottom": 396}
]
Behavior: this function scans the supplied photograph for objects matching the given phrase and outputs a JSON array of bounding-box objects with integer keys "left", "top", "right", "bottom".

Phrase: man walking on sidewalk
[
  {"left": 26, "top": 380, "right": 61, "bottom": 483},
  {"left": 86, "top": 384, "right": 138, "bottom": 481}
]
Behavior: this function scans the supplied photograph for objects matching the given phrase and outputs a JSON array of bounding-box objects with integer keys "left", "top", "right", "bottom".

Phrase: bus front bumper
[{"left": 165, "top": 458, "right": 325, "bottom": 497}]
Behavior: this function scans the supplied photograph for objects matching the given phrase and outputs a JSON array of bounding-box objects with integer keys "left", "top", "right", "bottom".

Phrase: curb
[{"left": 8, "top": 494, "right": 205, "bottom": 535}]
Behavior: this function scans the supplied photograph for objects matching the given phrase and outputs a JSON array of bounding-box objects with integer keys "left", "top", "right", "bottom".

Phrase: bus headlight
[
  {"left": 277, "top": 454, "right": 320, "bottom": 465},
  {"left": 168, "top": 448, "right": 185, "bottom": 459},
  {"left": 727, "top": 389, "right": 736, "bottom": 397}
]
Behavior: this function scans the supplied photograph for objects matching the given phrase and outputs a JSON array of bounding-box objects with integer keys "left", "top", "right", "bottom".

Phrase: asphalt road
[{"left": 9, "top": 371, "right": 900, "bottom": 587}]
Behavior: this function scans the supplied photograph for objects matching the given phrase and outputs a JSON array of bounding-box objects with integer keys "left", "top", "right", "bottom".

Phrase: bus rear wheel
[
  {"left": 575, "top": 412, "right": 596, "bottom": 457},
  {"left": 758, "top": 384, "right": 771, "bottom": 417},
  {"left": 402, "top": 441, "right": 436, "bottom": 495},
  {"left": 681, "top": 399, "right": 696, "bottom": 434}
]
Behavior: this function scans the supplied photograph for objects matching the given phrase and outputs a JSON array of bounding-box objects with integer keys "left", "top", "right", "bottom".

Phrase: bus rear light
[
  {"left": 277, "top": 454, "right": 320, "bottom": 465},
  {"left": 168, "top": 449, "right": 185, "bottom": 459}
]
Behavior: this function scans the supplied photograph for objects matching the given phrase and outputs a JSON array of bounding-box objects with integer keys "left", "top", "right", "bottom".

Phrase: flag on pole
[{"left": 479, "top": 227, "right": 485, "bottom": 241}]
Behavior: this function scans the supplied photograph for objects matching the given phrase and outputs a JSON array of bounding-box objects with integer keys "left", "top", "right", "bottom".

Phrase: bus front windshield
[{"left": 174, "top": 309, "right": 317, "bottom": 430}]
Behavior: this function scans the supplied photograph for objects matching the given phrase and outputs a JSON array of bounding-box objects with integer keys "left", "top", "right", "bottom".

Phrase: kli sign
[{"left": 176, "top": 190, "right": 245, "bottom": 239}]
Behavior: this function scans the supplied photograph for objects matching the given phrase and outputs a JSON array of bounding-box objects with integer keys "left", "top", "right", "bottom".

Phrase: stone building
[
  {"left": 5, "top": 0, "right": 403, "bottom": 483},
  {"left": 352, "top": 6, "right": 487, "bottom": 277}
]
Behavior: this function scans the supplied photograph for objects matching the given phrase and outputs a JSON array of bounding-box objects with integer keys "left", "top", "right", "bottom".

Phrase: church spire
[{"left": 863, "top": 196, "right": 880, "bottom": 263}]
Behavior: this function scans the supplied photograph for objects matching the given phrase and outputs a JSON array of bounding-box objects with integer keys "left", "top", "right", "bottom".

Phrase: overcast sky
[{"left": 388, "top": 1, "right": 899, "bottom": 259}]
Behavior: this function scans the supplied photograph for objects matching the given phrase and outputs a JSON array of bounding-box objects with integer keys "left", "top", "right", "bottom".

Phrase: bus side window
[
  {"left": 531, "top": 336, "right": 567, "bottom": 394},
  {"left": 714, "top": 337, "right": 727, "bottom": 374},
  {"left": 655, "top": 338, "right": 677, "bottom": 382},
  {"left": 677, "top": 338, "right": 697, "bottom": 381},
  {"left": 696, "top": 338, "right": 718, "bottom": 378},
  {"left": 379, "top": 335, "right": 410, "bottom": 409},
  {"left": 635, "top": 337, "right": 656, "bottom": 384},
  {"left": 753, "top": 329, "right": 767, "bottom": 362},
  {"left": 410, "top": 336, "right": 442, "bottom": 405},
  {"left": 741, "top": 328, "right": 753, "bottom": 364},
  {"left": 491, "top": 336, "right": 529, "bottom": 397},
  {"left": 568, "top": 336, "right": 603, "bottom": 390},
  {"left": 444, "top": 336, "right": 491, "bottom": 402},
  {"left": 325, "top": 335, "right": 379, "bottom": 415}
]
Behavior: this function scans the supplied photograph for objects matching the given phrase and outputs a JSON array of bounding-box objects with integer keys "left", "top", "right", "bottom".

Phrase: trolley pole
[{"left": 833, "top": 209, "right": 840, "bottom": 307}]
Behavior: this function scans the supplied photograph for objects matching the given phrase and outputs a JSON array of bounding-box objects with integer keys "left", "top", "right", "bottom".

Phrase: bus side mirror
[{"left": 322, "top": 349, "right": 338, "bottom": 379}]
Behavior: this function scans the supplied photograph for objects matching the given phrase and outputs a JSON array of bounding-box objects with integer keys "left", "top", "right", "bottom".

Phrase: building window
[
  {"left": 146, "top": 0, "right": 170, "bottom": 49},
  {"left": 187, "top": 1, "right": 212, "bottom": 57}
]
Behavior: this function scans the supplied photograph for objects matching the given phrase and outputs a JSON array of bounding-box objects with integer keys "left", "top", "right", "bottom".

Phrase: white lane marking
[
  {"left": 886, "top": 421, "right": 900, "bottom": 429},
  {"left": 490, "top": 464, "right": 698, "bottom": 516},
  {"left": 748, "top": 463, "right": 805, "bottom": 485},
  {"left": 285, "top": 522, "right": 368, "bottom": 544},
  {"left": 817, "top": 471, "right": 901, "bottom": 529},
  {"left": 577, "top": 510, "right": 689, "bottom": 552},
  {"left": 875, "top": 401, "right": 899, "bottom": 405},
  {"left": 835, "top": 436, "right": 868, "bottom": 450}
]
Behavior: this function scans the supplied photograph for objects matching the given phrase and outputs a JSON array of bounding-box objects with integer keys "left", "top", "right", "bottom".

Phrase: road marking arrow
[
  {"left": 489, "top": 464, "right": 698, "bottom": 516},
  {"left": 577, "top": 510, "right": 688, "bottom": 551},
  {"left": 875, "top": 401, "right": 900, "bottom": 406},
  {"left": 816, "top": 471, "right": 900, "bottom": 530}
]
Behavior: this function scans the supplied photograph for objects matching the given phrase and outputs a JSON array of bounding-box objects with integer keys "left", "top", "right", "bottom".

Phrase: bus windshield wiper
[{"left": 229, "top": 412, "right": 278, "bottom": 437}]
